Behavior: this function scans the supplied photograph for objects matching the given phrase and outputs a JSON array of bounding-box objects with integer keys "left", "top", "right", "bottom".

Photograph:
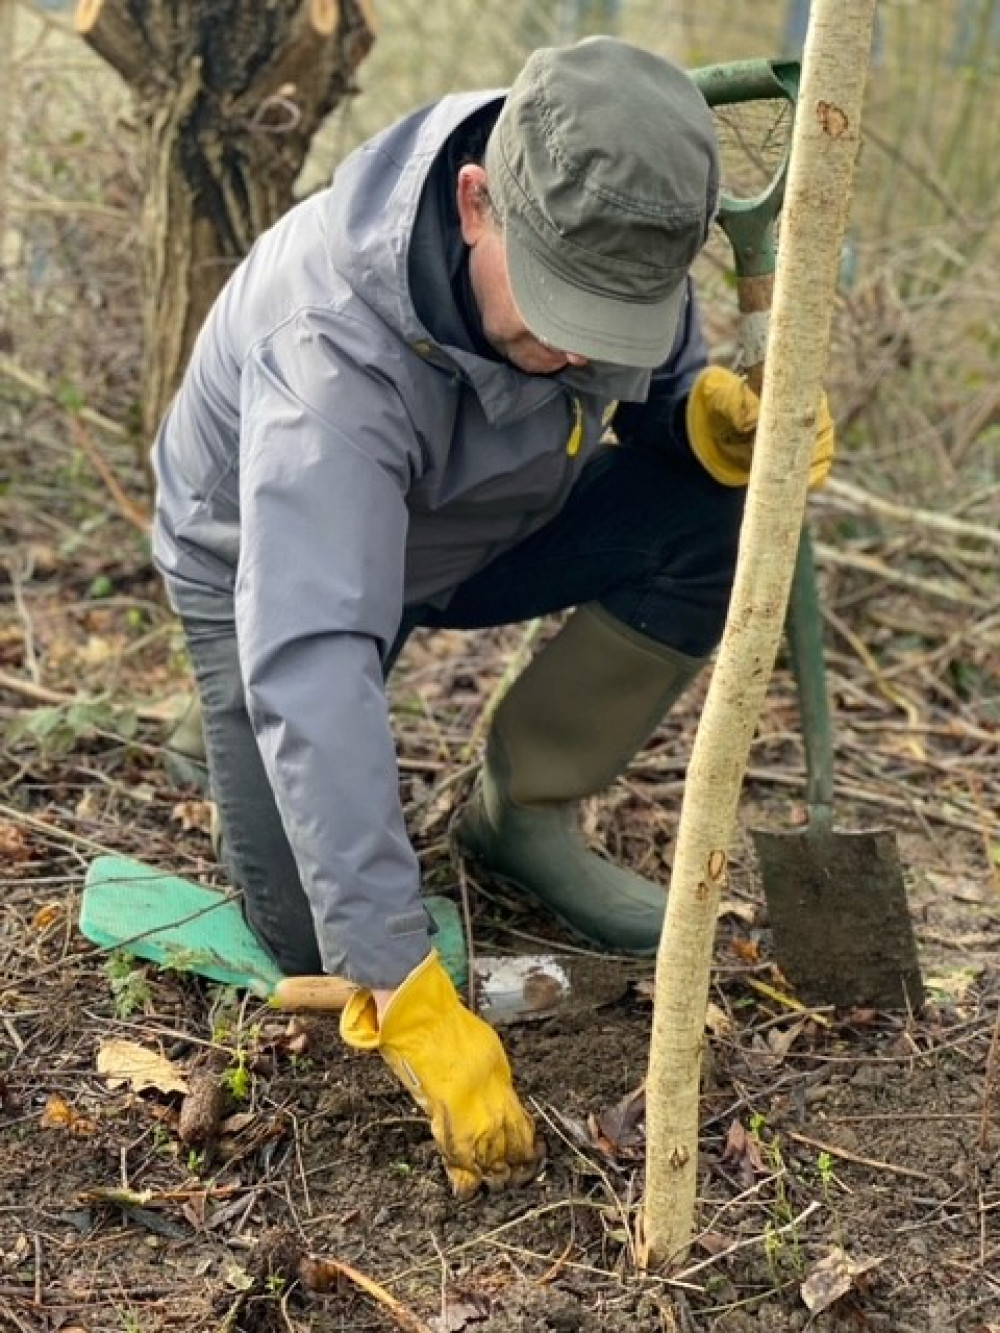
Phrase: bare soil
[{"left": 2, "top": 443, "right": 999, "bottom": 1333}]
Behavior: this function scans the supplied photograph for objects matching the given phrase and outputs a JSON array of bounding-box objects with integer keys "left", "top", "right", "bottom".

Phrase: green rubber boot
[
  {"left": 453, "top": 604, "right": 706, "bottom": 954},
  {"left": 163, "top": 693, "right": 210, "bottom": 791}
]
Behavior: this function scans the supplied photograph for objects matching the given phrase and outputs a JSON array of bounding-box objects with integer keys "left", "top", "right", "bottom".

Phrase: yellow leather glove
[
  {"left": 340, "top": 951, "right": 543, "bottom": 1199},
  {"left": 686, "top": 366, "right": 835, "bottom": 488}
]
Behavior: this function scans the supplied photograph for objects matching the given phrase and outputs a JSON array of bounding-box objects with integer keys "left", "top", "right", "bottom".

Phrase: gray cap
[{"left": 485, "top": 37, "right": 719, "bottom": 368}]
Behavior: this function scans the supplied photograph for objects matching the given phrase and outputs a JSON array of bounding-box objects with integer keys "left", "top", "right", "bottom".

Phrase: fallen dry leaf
[
  {"left": 181, "top": 1194, "right": 210, "bottom": 1230},
  {"left": 926, "top": 967, "right": 982, "bottom": 1003},
  {"left": 75, "top": 789, "right": 101, "bottom": 820},
  {"left": 924, "top": 870, "right": 995, "bottom": 905},
  {"left": 171, "top": 798, "right": 213, "bottom": 832},
  {"left": 40, "top": 1094, "right": 96, "bottom": 1135},
  {"left": 800, "top": 1247, "right": 883, "bottom": 1315},
  {"left": 221, "top": 1110, "right": 256, "bottom": 1135},
  {"left": 694, "top": 1230, "right": 731, "bottom": 1257},
  {"left": 720, "top": 1119, "right": 766, "bottom": 1187},
  {"left": 97, "top": 1039, "right": 190, "bottom": 1095},
  {"left": 429, "top": 1291, "right": 492, "bottom": 1332},
  {"left": 766, "top": 1017, "right": 809, "bottom": 1059},
  {"left": 2, "top": 1233, "right": 31, "bottom": 1266},
  {"left": 717, "top": 897, "right": 758, "bottom": 924},
  {"left": 705, "top": 1001, "right": 734, "bottom": 1037},
  {"left": 284, "top": 1017, "right": 311, "bottom": 1055},
  {"left": 731, "top": 937, "right": 762, "bottom": 963},
  {"left": 589, "top": 1082, "right": 646, "bottom": 1160},
  {"left": 0, "top": 821, "right": 34, "bottom": 863},
  {"left": 33, "top": 903, "right": 64, "bottom": 931},
  {"left": 80, "top": 633, "right": 120, "bottom": 666}
]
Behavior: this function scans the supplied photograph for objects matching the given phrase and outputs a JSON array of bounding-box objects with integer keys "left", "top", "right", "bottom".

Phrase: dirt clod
[{"left": 177, "top": 1068, "right": 226, "bottom": 1146}]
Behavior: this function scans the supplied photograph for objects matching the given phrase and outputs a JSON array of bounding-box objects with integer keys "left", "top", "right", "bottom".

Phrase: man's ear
[{"left": 456, "top": 164, "right": 492, "bottom": 245}]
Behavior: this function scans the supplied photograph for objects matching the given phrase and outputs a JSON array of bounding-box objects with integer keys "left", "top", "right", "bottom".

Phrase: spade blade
[{"left": 753, "top": 823, "right": 924, "bottom": 1011}]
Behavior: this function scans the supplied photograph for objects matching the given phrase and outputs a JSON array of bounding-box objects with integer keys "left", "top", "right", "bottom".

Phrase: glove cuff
[
  {"left": 339, "top": 949, "right": 444, "bottom": 1050},
  {"left": 379, "top": 950, "right": 454, "bottom": 1036}
]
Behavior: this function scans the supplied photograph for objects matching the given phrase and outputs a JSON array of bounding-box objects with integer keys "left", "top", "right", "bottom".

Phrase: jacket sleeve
[
  {"left": 235, "top": 315, "right": 432, "bottom": 989},
  {"left": 612, "top": 279, "right": 708, "bottom": 457}
]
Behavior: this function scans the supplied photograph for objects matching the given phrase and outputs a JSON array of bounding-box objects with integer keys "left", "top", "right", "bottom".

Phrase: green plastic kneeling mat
[{"left": 81, "top": 855, "right": 468, "bottom": 996}]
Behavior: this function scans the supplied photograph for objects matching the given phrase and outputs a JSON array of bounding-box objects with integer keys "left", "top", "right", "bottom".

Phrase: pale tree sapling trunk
[{"left": 641, "top": 0, "right": 878, "bottom": 1269}]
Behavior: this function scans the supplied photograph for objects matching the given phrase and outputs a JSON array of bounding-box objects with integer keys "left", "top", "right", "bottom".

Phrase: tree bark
[
  {"left": 74, "top": 0, "right": 378, "bottom": 453},
  {"left": 641, "top": 0, "right": 877, "bottom": 1270}
]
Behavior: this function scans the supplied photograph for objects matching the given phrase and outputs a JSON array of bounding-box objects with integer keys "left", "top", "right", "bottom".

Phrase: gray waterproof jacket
[{"left": 153, "top": 89, "right": 705, "bottom": 987}]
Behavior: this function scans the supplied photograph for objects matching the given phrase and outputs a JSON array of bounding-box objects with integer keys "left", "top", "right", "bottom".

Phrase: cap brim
[{"left": 504, "top": 212, "right": 686, "bottom": 370}]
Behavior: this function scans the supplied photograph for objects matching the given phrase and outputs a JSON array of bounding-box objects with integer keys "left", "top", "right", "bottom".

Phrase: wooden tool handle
[{"left": 272, "top": 975, "right": 358, "bottom": 1010}]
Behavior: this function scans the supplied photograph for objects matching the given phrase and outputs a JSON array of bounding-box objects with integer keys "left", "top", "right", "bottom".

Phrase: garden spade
[
  {"left": 752, "top": 531, "right": 925, "bottom": 1011},
  {"left": 689, "top": 58, "right": 924, "bottom": 1011}
]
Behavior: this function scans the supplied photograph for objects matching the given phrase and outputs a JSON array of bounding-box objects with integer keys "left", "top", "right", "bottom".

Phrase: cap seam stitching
[{"left": 535, "top": 90, "right": 715, "bottom": 221}]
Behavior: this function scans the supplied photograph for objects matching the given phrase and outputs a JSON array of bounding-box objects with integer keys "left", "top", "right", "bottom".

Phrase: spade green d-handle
[{"left": 689, "top": 60, "right": 800, "bottom": 281}]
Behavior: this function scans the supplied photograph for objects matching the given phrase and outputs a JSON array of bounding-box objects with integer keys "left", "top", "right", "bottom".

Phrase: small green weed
[
  {"left": 817, "top": 1149, "right": 836, "bottom": 1201},
  {"left": 222, "top": 1049, "right": 253, "bottom": 1103},
  {"left": 151, "top": 1122, "right": 175, "bottom": 1157},
  {"left": 105, "top": 952, "right": 152, "bottom": 1018},
  {"left": 7, "top": 698, "right": 138, "bottom": 755},
  {"left": 749, "top": 1112, "right": 805, "bottom": 1284}
]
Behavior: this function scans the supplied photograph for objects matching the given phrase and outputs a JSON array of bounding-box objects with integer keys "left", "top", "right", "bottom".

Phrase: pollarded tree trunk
[{"left": 74, "top": 0, "right": 377, "bottom": 451}]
